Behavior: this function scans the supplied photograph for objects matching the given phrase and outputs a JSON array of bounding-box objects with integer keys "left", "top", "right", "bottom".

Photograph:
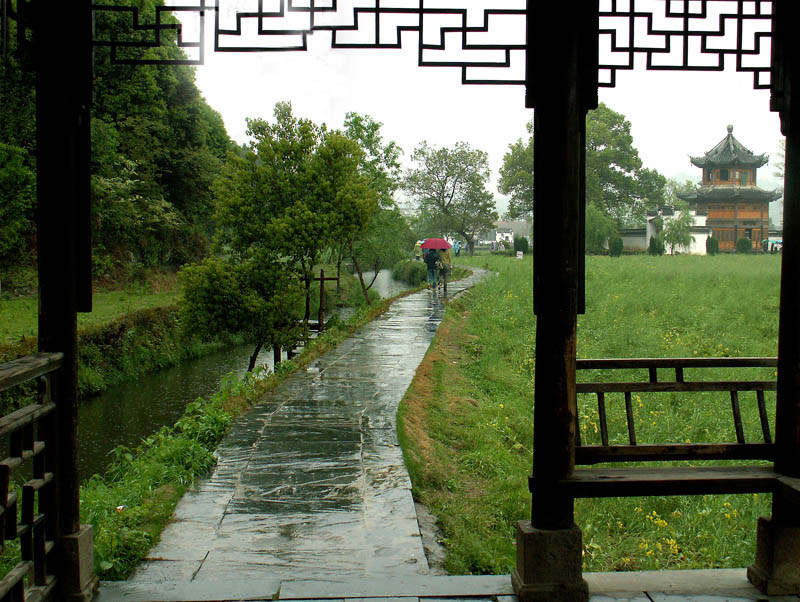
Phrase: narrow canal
[{"left": 77, "top": 269, "right": 410, "bottom": 481}]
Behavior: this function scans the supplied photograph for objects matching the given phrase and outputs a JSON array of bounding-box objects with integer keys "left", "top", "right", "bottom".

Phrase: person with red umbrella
[{"left": 421, "top": 238, "right": 452, "bottom": 291}]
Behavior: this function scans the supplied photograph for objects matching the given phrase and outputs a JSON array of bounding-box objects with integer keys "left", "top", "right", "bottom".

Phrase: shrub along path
[{"left": 121, "top": 270, "right": 486, "bottom": 586}]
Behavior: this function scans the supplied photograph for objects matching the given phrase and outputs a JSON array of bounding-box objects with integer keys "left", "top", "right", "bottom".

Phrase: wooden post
[
  {"left": 318, "top": 269, "right": 326, "bottom": 332},
  {"left": 773, "top": 2, "right": 800, "bottom": 483},
  {"left": 748, "top": 2, "right": 800, "bottom": 594},
  {"left": 34, "top": 1, "right": 97, "bottom": 599},
  {"left": 513, "top": 2, "right": 596, "bottom": 601}
]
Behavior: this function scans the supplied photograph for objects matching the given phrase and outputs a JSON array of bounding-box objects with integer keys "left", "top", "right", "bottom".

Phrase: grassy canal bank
[{"left": 398, "top": 252, "right": 779, "bottom": 575}]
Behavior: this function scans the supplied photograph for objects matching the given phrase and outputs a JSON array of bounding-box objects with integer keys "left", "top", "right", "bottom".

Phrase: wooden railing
[
  {"left": 0, "top": 353, "right": 63, "bottom": 602},
  {"left": 556, "top": 357, "right": 798, "bottom": 499}
]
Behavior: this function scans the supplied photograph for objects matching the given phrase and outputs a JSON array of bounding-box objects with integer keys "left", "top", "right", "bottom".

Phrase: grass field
[
  {"left": 398, "top": 252, "right": 781, "bottom": 574},
  {"left": 0, "top": 288, "right": 181, "bottom": 345}
]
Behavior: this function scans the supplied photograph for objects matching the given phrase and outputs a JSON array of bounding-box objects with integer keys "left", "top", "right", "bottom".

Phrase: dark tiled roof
[
  {"left": 678, "top": 186, "right": 782, "bottom": 202},
  {"left": 689, "top": 125, "right": 769, "bottom": 168}
]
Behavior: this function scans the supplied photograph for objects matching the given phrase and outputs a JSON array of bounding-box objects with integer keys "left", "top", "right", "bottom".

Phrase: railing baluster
[
  {"left": 730, "top": 391, "right": 745, "bottom": 444},
  {"left": 756, "top": 390, "right": 772, "bottom": 444},
  {"left": 597, "top": 392, "right": 609, "bottom": 446},
  {"left": 648, "top": 367, "right": 658, "bottom": 383},
  {"left": 624, "top": 392, "right": 637, "bottom": 445},
  {"left": 675, "top": 366, "right": 684, "bottom": 383},
  {"left": 0, "top": 352, "right": 63, "bottom": 600}
]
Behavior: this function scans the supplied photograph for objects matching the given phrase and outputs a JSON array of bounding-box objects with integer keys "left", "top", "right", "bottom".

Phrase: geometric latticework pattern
[
  {"left": 598, "top": 0, "right": 773, "bottom": 89},
  {"left": 88, "top": 0, "right": 774, "bottom": 91}
]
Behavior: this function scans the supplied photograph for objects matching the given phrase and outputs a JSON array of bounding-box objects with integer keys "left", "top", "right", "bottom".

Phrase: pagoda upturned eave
[
  {"left": 688, "top": 125, "right": 769, "bottom": 169},
  {"left": 678, "top": 186, "right": 782, "bottom": 203}
]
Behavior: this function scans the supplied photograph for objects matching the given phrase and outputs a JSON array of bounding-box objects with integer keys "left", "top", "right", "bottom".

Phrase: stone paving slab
[
  {"left": 128, "top": 273, "right": 483, "bottom": 586},
  {"left": 100, "top": 570, "right": 800, "bottom": 601}
]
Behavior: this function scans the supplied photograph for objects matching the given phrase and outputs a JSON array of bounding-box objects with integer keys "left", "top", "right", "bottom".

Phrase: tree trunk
[
  {"left": 350, "top": 243, "right": 371, "bottom": 305},
  {"left": 366, "top": 265, "right": 380, "bottom": 291},
  {"left": 247, "top": 342, "right": 263, "bottom": 372}
]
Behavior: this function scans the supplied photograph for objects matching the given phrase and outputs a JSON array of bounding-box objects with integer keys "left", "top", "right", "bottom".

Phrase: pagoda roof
[
  {"left": 678, "top": 185, "right": 781, "bottom": 203},
  {"left": 689, "top": 125, "right": 769, "bottom": 169}
]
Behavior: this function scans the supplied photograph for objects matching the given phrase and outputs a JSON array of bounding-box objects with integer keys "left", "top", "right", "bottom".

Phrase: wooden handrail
[
  {"left": 575, "top": 357, "right": 777, "bottom": 464},
  {"left": 0, "top": 353, "right": 63, "bottom": 393},
  {"left": 576, "top": 357, "right": 777, "bottom": 369}
]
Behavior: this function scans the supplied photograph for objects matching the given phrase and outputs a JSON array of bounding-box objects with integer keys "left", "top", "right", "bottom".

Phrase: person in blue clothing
[
  {"left": 423, "top": 247, "right": 439, "bottom": 289},
  {"left": 453, "top": 240, "right": 461, "bottom": 256}
]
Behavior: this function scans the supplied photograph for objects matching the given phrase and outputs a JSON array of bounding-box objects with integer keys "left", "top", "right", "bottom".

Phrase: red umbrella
[{"left": 421, "top": 238, "right": 451, "bottom": 249}]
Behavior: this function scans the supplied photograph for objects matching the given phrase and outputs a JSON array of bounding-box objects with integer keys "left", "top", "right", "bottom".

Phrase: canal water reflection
[{"left": 77, "top": 269, "right": 410, "bottom": 481}]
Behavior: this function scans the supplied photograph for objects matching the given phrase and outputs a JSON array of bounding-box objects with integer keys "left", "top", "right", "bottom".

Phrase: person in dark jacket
[{"left": 423, "top": 248, "right": 439, "bottom": 289}]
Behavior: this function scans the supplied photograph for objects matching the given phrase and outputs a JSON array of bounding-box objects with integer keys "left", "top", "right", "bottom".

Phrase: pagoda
[{"left": 679, "top": 125, "right": 781, "bottom": 252}]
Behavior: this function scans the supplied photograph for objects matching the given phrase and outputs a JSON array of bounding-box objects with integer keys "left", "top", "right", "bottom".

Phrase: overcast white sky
[{"left": 172, "top": 0, "right": 785, "bottom": 219}]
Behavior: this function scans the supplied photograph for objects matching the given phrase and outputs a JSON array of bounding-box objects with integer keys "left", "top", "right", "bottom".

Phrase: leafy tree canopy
[
  {"left": 343, "top": 112, "right": 403, "bottom": 209},
  {"left": 499, "top": 103, "right": 667, "bottom": 227},
  {"left": 403, "top": 141, "right": 498, "bottom": 254},
  {"left": 498, "top": 118, "right": 534, "bottom": 220}
]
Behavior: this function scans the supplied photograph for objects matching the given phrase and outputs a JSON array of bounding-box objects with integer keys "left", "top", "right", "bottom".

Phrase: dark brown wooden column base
[
  {"left": 61, "top": 525, "right": 100, "bottom": 602},
  {"left": 512, "top": 521, "right": 589, "bottom": 602},
  {"left": 748, "top": 517, "right": 800, "bottom": 595}
]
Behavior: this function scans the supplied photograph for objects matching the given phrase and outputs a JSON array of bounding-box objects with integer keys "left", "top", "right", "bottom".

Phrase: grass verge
[{"left": 399, "top": 252, "right": 778, "bottom": 574}]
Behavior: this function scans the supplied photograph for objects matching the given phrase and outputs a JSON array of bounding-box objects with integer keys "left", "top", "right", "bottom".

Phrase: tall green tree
[
  {"left": 498, "top": 118, "right": 534, "bottom": 220},
  {"left": 499, "top": 103, "right": 667, "bottom": 229},
  {"left": 341, "top": 112, "right": 406, "bottom": 301},
  {"left": 343, "top": 112, "right": 402, "bottom": 208},
  {"left": 403, "top": 141, "right": 498, "bottom": 255}
]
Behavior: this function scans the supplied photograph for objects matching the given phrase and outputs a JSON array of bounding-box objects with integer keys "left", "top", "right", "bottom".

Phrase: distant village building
[
  {"left": 620, "top": 206, "right": 711, "bottom": 255},
  {"left": 678, "top": 125, "right": 781, "bottom": 252},
  {"left": 479, "top": 221, "right": 531, "bottom": 246}
]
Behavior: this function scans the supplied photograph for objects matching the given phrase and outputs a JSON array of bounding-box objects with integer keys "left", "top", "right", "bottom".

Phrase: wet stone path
[{"left": 130, "top": 270, "right": 486, "bottom": 584}]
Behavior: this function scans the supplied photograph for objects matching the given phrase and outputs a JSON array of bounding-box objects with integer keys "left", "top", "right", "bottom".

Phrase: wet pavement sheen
[{"left": 130, "top": 271, "right": 486, "bottom": 584}]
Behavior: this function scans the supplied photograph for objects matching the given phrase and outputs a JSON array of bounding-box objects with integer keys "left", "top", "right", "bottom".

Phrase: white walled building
[{"left": 620, "top": 206, "right": 712, "bottom": 255}]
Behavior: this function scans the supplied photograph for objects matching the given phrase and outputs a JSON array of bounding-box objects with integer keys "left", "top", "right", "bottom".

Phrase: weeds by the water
[{"left": 399, "top": 253, "right": 779, "bottom": 574}]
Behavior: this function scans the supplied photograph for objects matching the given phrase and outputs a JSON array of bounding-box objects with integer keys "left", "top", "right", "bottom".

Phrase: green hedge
[{"left": 392, "top": 259, "right": 428, "bottom": 286}]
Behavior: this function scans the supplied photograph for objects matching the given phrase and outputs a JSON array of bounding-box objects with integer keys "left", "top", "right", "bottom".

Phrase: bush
[
  {"left": 392, "top": 259, "right": 427, "bottom": 286},
  {"left": 706, "top": 236, "right": 720, "bottom": 256},
  {"left": 609, "top": 237, "right": 624, "bottom": 257},
  {"left": 513, "top": 236, "right": 529, "bottom": 255},
  {"left": 648, "top": 234, "right": 664, "bottom": 256},
  {"left": 736, "top": 237, "right": 752, "bottom": 254}
]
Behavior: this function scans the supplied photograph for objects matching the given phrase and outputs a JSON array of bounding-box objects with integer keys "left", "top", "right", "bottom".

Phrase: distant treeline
[{"left": 0, "top": 0, "right": 232, "bottom": 278}]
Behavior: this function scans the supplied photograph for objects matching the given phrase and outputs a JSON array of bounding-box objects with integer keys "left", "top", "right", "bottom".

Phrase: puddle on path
[{"left": 131, "top": 270, "right": 485, "bottom": 584}]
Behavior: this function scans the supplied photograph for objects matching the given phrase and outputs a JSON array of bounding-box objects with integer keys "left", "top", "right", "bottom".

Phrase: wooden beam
[
  {"left": 575, "top": 443, "right": 775, "bottom": 465},
  {"left": 558, "top": 465, "right": 779, "bottom": 498}
]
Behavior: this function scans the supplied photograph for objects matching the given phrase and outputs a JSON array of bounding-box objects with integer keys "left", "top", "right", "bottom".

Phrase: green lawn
[
  {"left": 0, "top": 289, "right": 181, "bottom": 345},
  {"left": 399, "top": 252, "right": 781, "bottom": 574}
]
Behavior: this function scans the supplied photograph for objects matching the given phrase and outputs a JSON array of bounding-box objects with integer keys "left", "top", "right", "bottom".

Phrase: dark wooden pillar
[
  {"left": 774, "top": 1, "right": 800, "bottom": 484},
  {"left": 34, "top": 1, "right": 97, "bottom": 599},
  {"left": 513, "top": 3, "right": 596, "bottom": 601},
  {"left": 529, "top": 0, "right": 597, "bottom": 532},
  {"left": 748, "top": 1, "right": 800, "bottom": 594}
]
